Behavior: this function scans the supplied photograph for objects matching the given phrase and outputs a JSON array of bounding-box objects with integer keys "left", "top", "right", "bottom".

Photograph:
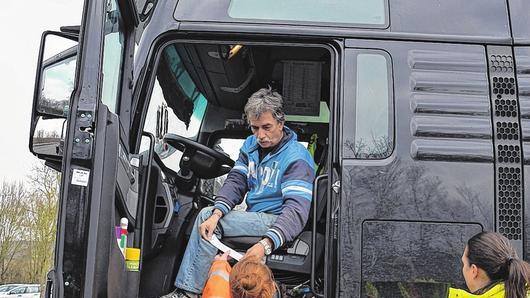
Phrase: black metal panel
[
  {"left": 411, "top": 94, "right": 490, "bottom": 116},
  {"left": 411, "top": 116, "right": 491, "bottom": 139},
  {"left": 508, "top": 0, "right": 530, "bottom": 44},
  {"left": 172, "top": 0, "right": 510, "bottom": 42},
  {"left": 411, "top": 139, "right": 493, "bottom": 162},
  {"left": 340, "top": 40, "right": 494, "bottom": 298},
  {"left": 174, "top": 0, "right": 390, "bottom": 29},
  {"left": 389, "top": 0, "right": 509, "bottom": 39},
  {"left": 361, "top": 221, "right": 481, "bottom": 283},
  {"left": 53, "top": 0, "right": 108, "bottom": 296}
]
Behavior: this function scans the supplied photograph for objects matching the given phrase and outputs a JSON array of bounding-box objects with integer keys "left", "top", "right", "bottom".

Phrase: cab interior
[{"left": 122, "top": 41, "right": 334, "bottom": 297}]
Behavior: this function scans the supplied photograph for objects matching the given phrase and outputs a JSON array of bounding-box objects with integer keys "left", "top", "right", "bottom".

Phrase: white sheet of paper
[
  {"left": 71, "top": 169, "right": 90, "bottom": 186},
  {"left": 209, "top": 235, "right": 243, "bottom": 261}
]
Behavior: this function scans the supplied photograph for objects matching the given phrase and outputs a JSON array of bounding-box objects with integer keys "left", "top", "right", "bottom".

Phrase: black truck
[{"left": 29, "top": 0, "right": 530, "bottom": 297}]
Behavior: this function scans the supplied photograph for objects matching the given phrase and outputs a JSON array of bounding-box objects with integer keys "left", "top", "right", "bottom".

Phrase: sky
[{"left": 0, "top": 1, "right": 82, "bottom": 182}]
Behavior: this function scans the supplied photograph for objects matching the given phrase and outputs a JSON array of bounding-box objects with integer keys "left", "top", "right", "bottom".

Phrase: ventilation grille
[
  {"left": 493, "top": 77, "right": 517, "bottom": 118},
  {"left": 489, "top": 55, "right": 514, "bottom": 73},
  {"left": 497, "top": 145, "right": 521, "bottom": 163},
  {"left": 487, "top": 47, "right": 523, "bottom": 242},
  {"left": 498, "top": 167, "right": 522, "bottom": 239},
  {"left": 496, "top": 122, "right": 520, "bottom": 140}
]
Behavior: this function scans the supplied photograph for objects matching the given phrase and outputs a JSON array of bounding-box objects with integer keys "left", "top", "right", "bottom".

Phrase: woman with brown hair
[
  {"left": 230, "top": 256, "right": 276, "bottom": 298},
  {"left": 448, "top": 231, "right": 530, "bottom": 298},
  {"left": 202, "top": 251, "right": 277, "bottom": 298}
]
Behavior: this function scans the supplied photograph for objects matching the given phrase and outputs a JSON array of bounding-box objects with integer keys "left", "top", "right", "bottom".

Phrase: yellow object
[
  {"left": 447, "top": 283, "right": 505, "bottom": 298},
  {"left": 125, "top": 248, "right": 141, "bottom": 271},
  {"left": 228, "top": 45, "right": 243, "bottom": 59},
  {"left": 125, "top": 248, "right": 140, "bottom": 260},
  {"left": 307, "top": 134, "right": 317, "bottom": 157},
  {"left": 307, "top": 134, "right": 318, "bottom": 170}
]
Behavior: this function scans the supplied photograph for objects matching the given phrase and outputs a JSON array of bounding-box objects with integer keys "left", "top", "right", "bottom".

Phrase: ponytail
[
  {"left": 505, "top": 258, "right": 530, "bottom": 298},
  {"left": 467, "top": 232, "right": 530, "bottom": 298}
]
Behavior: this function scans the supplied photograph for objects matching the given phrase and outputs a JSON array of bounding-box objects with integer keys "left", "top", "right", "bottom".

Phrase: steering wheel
[{"left": 163, "top": 133, "right": 235, "bottom": 179}]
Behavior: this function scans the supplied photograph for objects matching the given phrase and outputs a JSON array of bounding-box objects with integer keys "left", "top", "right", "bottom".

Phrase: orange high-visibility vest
[{"left": 203, "top": 260, "right": 233, "bottom": 298}]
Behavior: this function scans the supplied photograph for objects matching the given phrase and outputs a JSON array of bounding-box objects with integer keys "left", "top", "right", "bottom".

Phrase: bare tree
[
  {"left": 345, "top": 136, "right": 393, "bottom": 159},
  {"left": 0, "top": 181, "right": 27, "bottom": 282},
  {"left": 26, "top": 162, "right": 60, "bottom": 284}
]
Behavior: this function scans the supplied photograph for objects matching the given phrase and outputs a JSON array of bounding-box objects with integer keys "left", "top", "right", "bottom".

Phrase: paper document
[{"left": 209, "top": 235, "right": 244, "bottom": 261}]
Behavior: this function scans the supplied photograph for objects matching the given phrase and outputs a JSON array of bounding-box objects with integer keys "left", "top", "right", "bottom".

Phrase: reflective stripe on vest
[{"left": 210, "top": 269, "right": 230, "bottom": 281}]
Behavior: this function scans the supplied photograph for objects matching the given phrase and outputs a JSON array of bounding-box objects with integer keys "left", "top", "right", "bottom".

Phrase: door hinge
[{"left": 72, "top": 109, "right": 95, "bottom": 160}]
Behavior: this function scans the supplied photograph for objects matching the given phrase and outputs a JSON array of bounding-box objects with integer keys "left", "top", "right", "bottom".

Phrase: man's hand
[
  {"left": 199, "top": 210, "right": 222, "bottom": 240},
  {"left": 214, "top": 250, "right": 231, "bottom": 261},
  {"left": 243, "top": 242, "right": 265, "bottom": 260}
]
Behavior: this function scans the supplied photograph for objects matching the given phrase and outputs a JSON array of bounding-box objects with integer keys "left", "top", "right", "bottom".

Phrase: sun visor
[{"left": 175, "top": 44, "right": 258, "bottom": 110}]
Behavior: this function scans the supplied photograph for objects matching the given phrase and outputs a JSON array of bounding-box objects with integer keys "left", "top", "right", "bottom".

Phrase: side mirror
[
  {"left": 32, "top": 118, "right": 67, "bottom": 156},
  {"left": 37, "top": 54, "right": 76, "bottom": 117},
  {"left": 30, "top": 31, "right": 78, "bottom": 159}
]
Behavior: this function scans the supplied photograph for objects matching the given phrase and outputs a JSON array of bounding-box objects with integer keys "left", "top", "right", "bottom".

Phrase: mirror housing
[{"left": 30, "top": 31, "right": 78, "bottom": 160}]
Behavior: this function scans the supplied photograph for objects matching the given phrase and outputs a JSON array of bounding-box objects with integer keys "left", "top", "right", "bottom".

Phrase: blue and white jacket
[{"left": 214, "top": 127, "right": 316, "bottom": 250}]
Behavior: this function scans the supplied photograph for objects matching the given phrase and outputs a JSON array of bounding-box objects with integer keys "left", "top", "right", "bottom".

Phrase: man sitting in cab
[{"left": 162, "top": 87, "right": 316, "bottom": 298}]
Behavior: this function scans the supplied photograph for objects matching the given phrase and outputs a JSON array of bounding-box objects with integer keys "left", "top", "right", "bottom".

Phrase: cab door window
[
  {"left": 101, "top": 0, "right": 125, "bottom": 113},
  {"left": 344, "top": 50, "right": 394, "bottom": 159},
  {"left": 141, "top": 45, "right": 208, "bottom": 172}
]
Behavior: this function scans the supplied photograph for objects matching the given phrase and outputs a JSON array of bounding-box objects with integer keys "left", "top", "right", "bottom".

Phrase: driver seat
[{"left": 222, "top": 174, "right": 327, "bottom": 274}]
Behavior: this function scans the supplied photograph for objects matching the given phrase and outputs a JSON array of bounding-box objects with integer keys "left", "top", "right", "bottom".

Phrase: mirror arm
[
  {"left": 60, "top": 26, "right": 81, "bottom": 38},
  {"left": 45, "top": 160, "right": 63, "bottom": 172}
]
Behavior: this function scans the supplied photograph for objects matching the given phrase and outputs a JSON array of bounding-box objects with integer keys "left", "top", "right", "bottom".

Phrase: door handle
[{"left": 332, "top": 180, "right": 341, "bottom": 194}]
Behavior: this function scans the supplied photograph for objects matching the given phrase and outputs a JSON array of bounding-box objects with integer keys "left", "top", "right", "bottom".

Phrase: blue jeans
[{"left": 175, "top": 206, "right": 278, "bottom": 294}]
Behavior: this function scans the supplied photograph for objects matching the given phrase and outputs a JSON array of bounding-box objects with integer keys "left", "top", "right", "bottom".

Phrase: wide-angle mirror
[{"left": 32, "top": 117, "right": 67, "bottom": 157}]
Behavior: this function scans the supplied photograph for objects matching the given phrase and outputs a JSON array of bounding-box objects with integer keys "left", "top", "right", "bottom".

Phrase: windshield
[{"left": 0, "top": 285, "right": 19, "bottom": 292}]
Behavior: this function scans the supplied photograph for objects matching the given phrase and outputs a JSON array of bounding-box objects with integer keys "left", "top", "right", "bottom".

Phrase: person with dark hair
[
  {"left": 161, "top": 87, "right": 315, "bottom": 298},
  {"left": 448, "top": 231, "right": 530, "bottom": 298},
  {"left": 202, "top": 251, "right": 277, "bottom": 298}
]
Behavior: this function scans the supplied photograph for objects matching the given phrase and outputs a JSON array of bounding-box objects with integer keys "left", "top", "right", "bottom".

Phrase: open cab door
[{"left": 29, "top": 0, "right": 138, "bottom": 297}]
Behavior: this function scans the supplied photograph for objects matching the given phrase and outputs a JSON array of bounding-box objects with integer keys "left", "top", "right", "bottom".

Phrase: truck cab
[{"left": 29, "top": 0, "right": 530, "bottom": 297}]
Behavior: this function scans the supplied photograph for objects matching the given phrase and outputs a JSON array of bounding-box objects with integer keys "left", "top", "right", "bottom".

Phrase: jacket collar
[{"left": 449, "top": 282, "right": 505, "bottom": 298}]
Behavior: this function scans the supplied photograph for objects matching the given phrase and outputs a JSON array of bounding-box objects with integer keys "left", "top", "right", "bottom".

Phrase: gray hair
[{"left": 244, "top": 87, "right": 285, "bottom": 123}]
